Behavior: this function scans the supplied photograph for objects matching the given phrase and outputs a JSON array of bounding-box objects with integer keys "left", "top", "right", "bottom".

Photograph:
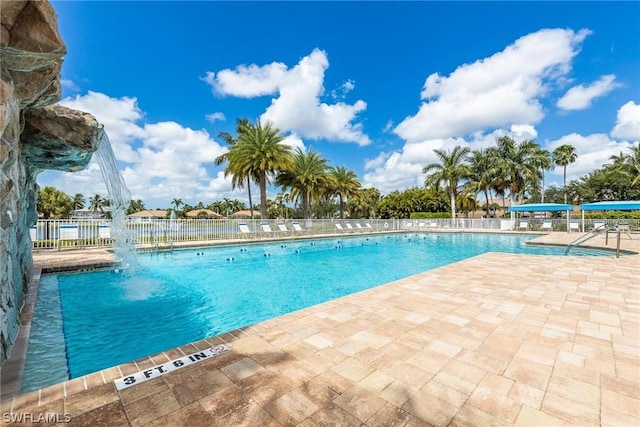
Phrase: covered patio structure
[
  {"left": 579, "top": 200, "right": 640, "bottom": 233},
  {"left": 508, "top": 203, "right": 573, "bottom": 231}
]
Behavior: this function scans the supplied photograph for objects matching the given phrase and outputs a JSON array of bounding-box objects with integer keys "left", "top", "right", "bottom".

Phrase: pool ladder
[{"left": 565, "top": 224, "right": 622, "bottom": 258}]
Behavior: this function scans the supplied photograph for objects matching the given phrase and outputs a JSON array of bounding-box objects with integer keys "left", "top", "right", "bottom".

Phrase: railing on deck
[{"left": 28, "top": 217, "right": 639, "bottom": 250}]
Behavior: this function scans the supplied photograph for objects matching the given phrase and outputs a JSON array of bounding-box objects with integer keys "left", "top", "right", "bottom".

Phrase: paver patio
[{"left": 1, "top": 231, "right": 638, "bottom": 426}]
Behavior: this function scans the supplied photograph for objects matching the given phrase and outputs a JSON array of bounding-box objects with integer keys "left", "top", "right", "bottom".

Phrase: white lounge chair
[
  {"left": 238, "top": 223, "right": 253, "bottom": 237},
  {"left": 569, "top": 221, "right": 580, "bottom": 232},
  {"left": 592, "top": 221, "right": 606, "bottom": 231},
  {"left": 334, "top": 223, "right": 345, "bottom": 233},
  {"left": 517, "top": 220, "right": 529, "bottom": 231},
  {"left": 345, "top": 223, "right": 354, "bottom": 232},
  {"left": 354, "top": 222, "right": 364, "bottom": 231},
  {"left": 540, "top": 220, "right": 553, "bottom": 231},
  {"left": 260, "top": 221, "right": 273, "bottom": 236},
  {"left": 291, "top": 221, "right": 304, "bottom": 234},
  {"left": 418, "top": 221, "right": 426, "bottom": 229},
  {"left": 365, "top": 222, "right": 372, "bottom": 230},
  {"left": 277, "top": 222, "right": 290, "bottom": 235},
  {"left": 428, "top": 221, "right": 438, "bottom": 230}
]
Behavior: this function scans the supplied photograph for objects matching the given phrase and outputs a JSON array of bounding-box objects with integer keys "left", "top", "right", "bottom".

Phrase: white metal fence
[{"left": 29, "top": 217, "right": 639, "bottom": 250}]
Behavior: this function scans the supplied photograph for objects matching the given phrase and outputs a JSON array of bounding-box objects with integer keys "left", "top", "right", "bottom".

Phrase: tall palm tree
[
  {"left": 626, "top": 144, "right": 640, "bottom": 186},
  {"left": 216, "top": 118, "right": 257, "bottom": 218},
  {"left": 490, "top": 136, "right": 549, "bottom": 220},
  {"left": 233, "top": 119, "right": 294, "bottom": 218},
  {"left": 552, "top": 144, "right": 578, "bottom": 204},
  {"left": 276, "top": 148, "right": 329, "bottom": 219},
  {"left": 171, "top": 198, "right": 183, "bottom": 212},
  {"left": 71, "top": 193, "right": 85, "bottom": 211},
  {"left": 88, "top": 194, "right": 106, "bottom": 213},
  {"left": 538, "top": 149, "right": 553, "bottom": 203},
  {"left": 328, "top": 166, "right": 361, "bottom": 219},
  {"left": 422, "top": 146, "right": 471, "bottom": 220},
  {"left": 466, "top": 149, "right": 493, "bottom": 217}
]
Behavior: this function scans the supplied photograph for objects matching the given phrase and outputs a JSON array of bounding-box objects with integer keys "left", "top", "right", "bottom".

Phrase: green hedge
[
  {"left": 410, "top": 212, "right": 452, "bottom": 219},
  {"left": 582, "top": 211, "right": 640, "bottom": 220}
]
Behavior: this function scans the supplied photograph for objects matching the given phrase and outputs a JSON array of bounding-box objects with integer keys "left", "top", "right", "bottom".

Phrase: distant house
[
  {"left": 127, "top": 210, "right": 168, "bottom": 222},
  {"left": 185, "top": 209, "right": 223, "bottom": 219},
  {"left": 228, "top": 210, "right": 261, "bottom": 219},
  {"left": 70, "top": 208, "right": 110, "bottom": 220}
]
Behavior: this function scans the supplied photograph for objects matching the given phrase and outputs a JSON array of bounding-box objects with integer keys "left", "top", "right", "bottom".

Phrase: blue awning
[
  {"left": 580, "top": 200, "right": 640, "bottom": 211},
  {"left": 508, "top": 203, "right": 573, "bottom": 212}
]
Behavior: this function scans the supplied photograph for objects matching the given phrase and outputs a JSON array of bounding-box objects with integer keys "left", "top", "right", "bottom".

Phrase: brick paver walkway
[{"left": 1, "top": 232, "right": 638, "bottom": 426}]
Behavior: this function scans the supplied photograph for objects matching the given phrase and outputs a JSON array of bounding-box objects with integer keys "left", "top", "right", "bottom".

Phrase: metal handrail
[{"left": 565, "top": 224, "right": 621, "bottom": 258}]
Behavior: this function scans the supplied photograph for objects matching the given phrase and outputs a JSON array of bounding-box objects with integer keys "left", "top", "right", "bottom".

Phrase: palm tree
[
  {"left": 328, "top": 166, "right": 361, "bottom": 219},
  {"left": 276, "top": 148, "right": 329, "bottom": 219},
  {"left": 127, "top": 199, "right": 145, "bottom": 215},
  {"left": 552, "top": 144, "right": 578, "bottom": 204},
  {"left": 171, "top": 198, "right": 183, "bottom": 213},
  {"left": 627, "top": 144, "right": 640, "bottom": 186},
  {"left": 466, "top": 149, "right": 494, "bottom": 217},
  {"left": 422, "top": 146, "right": 471, "bottom": 221},
  {"left": 71, "top": 193, "right": 85, "bottom": 211},
  {"left": 88, "top": 194, "right": 106, "bottom": 213},
  {"left": 233, "top": 119, "right": 294, "bottom": 218},
  {"left": 216, "top": 118, "right": 257, "bottom": 218},
  {"left": 490, "top": 136, "right": 549, "bottom": 220}
]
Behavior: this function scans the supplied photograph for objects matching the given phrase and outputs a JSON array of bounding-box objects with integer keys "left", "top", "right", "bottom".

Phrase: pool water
[{"left": 21, "top": 233, "right": 614, "bottom": 392}]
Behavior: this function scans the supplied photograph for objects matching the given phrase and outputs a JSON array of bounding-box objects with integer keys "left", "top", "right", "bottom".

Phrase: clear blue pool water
[{"left": 21, "top": 232, "right": 615, "bottom": 392}]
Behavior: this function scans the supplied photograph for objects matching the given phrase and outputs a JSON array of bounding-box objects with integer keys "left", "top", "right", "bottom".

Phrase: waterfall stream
[{"left": 94, "top": 132, "right": 137, "bottom": 271}]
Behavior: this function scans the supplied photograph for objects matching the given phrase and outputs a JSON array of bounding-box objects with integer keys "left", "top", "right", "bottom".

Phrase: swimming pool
[{"left": 21, "top": 232, "right": 614, "bottom": 392}]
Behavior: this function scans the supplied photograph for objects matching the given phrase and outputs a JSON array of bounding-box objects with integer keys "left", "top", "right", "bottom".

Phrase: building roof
[
  {"left": 127, "top": 209, "right": 168, "bottom": 218},
  {"left": 228, "top": 210, "right": 261, "bottom": 218},
  {"left": 508, "top": 203, "right": 574, "bottom": 212},
  {"left": 186, "top": 209, "right": 223, "bottom": 218},
  {"left": 580, "top": 200, "right": 640, "bottom": 211}
]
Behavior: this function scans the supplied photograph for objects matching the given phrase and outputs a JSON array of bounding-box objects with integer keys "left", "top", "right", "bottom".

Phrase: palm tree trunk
[
  {"left": 450, "top": 192, "right": 456, "bottom": 224},
  {"left": 259, "top": 171, "right": 268, "bottom": 219},
  {"left": 246, "top": 177, "right": 254, "bottom": 219},
  {"left": 563, "top": 165, "right": 567, "bottom": 204},
  {"left": 339, "top": 195, "right": 344, "bottom": 219}
]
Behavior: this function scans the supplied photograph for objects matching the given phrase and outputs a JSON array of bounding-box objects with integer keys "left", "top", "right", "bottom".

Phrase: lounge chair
[
  {"left": 238, "top": 223, "right": 254, "bottom": 238},
  {"left": 428, "top": 221, "right": 438, "bottom": 230},
  {"left": 592, "top": 221, "right": 606, "bottom": 231},
  {"left": 365, "top": 222, "right": 372, "bottom": 230},
  {"left": 354, "top": 222, "right": 364, "bottom": 231},
  {"left": 334, "top": 223, "right": 345, "bottom": 233},
  {"left": 345, "top": 223, "right": 354, "bottom": 232},
  {"left": 540, "top": 220, "right": 553, "bottom": 231},
  {"left": 405, "top": 221, "right": 413, "bottom": 229},
  {"left": 260, "top": 221, "right": 273, "bottom": 236},
  {"left": 277, "top": 222, "right": 290, "bottom": 235},
  {"left": 291, "top": 221, "right": 305, "bottom": 234},
  {"left": 517, "top": 220, "right": 529, "bottom": 231},
  {"left": 418, "top": 221, "right": 427, "bottom": 229},
  {"left": 569, "top": 221, "right": 580, "bottom": 232}
]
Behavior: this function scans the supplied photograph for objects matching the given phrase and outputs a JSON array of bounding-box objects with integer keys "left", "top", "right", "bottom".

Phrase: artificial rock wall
[{"left": 1, "top": 1, "right": 103, "bottom": 364}]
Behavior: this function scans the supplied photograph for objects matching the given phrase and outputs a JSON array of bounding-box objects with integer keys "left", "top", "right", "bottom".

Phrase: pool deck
[{"left": 1, "top": 231, "right": 638, "bottom": 426}]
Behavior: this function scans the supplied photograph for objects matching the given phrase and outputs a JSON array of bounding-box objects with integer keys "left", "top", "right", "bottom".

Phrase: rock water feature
[{"left": 0, "top": 1, "right": 110, "bottom": 363}]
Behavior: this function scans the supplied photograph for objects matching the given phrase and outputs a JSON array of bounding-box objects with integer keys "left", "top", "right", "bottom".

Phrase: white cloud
[
  {"left": 205, "top": 112, "right": 226, "bottom": 123},
  {"left": 60, "top": 91, "right": 145, "bottom": 163},
  {"left": 44, "top": 92, "right": 231, "bottom": 208},
  {"left": 546, "top": 133, "right": 635, "bottom": 183},
  {"left": 610, "top": 101, "right": 640, "bottom": 141},
  {"left": 204, "top": 49, "right": 370, "bottom": 146},
  {"left": 280, "top": 133, "right": 306, "bottom": 152},
  {"left": 61, "top": 79, "right": 80, "bottom": 92},
  {"left": 395, "top": 28, "right": 591, "bottom": 143},
  {"left": 557, "top": 74, "right": 620, "bottom": 111}
]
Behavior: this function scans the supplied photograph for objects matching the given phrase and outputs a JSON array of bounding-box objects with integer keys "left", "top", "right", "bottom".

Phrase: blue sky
[{"left": 40, "top": 1, "right": 640, "bottom": 209}]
